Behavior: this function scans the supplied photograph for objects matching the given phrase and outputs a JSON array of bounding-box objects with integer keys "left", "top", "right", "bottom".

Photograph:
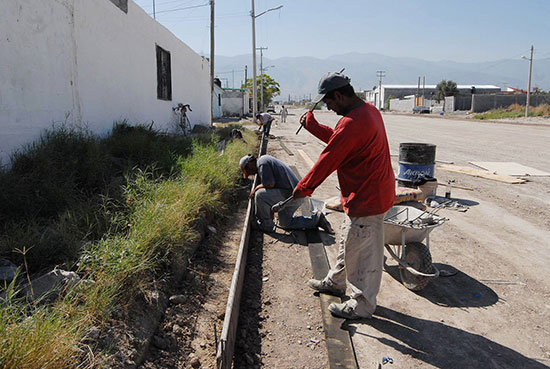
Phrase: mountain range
[{"left": 215, "top": 52, "right": 550, "bottom": 101}]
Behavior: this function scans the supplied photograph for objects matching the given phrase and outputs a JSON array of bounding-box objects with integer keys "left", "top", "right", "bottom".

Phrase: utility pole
[
  {"left": 257, "top": 47, "right": 268, "bottom": 112},
  {"left": 422, "top": 76, "right": 426, "bottom": 106},
  {"left": 376, "top": 70, "right": 386, "bottom": 110},
  {"left": 251, "top": 0, "right": 257, "bottom": 120},
  {"left": 153, "top": 0, "right": 156, "bottom": 19},
  {"left": 250, "top": 2, "right": 282, "bottom": 121},
  {"left": 523, "top": 45, "right": 534, "bottom": 118},
  {"left": 210, "top": 0, "right": 215, "bottom": 126},
  {"left": 244, "top": 65, "right": 247, "bottom": 87}
]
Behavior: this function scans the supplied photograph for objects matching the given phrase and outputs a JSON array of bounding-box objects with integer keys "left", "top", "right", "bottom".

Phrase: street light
[
  {"left": 521, "top": 45, "right": 534, "bottom": 118},
  {"left": 251, "top": 2, "right": 282, "bottom": 120},
  {"left": 260, "top": 65, "right": 275, "bottom": 112}
]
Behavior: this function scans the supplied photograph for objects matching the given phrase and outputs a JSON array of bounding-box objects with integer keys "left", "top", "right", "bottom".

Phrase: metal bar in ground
[{"left": 307, "top": 230, "right": 358, "bottom": 369}]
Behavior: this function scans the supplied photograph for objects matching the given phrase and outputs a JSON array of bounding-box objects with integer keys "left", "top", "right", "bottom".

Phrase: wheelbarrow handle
[{"left": 271, "top": 196, "right": 294, "bottom": 213}]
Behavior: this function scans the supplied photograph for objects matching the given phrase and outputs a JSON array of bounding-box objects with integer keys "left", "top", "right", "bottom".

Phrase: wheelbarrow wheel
[{"left": 399, "top": 242, "right": 433, "bottom": 291}]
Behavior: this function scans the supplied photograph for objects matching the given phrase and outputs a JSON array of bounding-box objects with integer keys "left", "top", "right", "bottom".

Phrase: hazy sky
[{"left": 134, "top": 0, "right": 550, "bottom": 63}]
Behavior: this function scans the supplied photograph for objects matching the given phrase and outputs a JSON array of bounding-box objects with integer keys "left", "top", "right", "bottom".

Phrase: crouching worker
[
  {"left": 239, "top": 154, "right": 333, "bottom": 234},
  {"left": 255, "top": 113, "right": 274, "bottom": 136}
]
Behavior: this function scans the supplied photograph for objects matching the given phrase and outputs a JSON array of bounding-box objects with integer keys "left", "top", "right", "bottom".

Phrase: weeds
[
  {"left": 473, "top": 103, "right": 550, "bottom": 120},
  {"left": 0, "top": 123, "right": 256, "bottom": 368}
]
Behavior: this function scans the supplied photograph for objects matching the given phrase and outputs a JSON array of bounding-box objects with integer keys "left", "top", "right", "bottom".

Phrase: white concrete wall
[
  {"left": 222, "top": 90, "right": 249, "bottom": 117},
  {"left": 0, "top": 0, "right": 210, "bottom": 165}
]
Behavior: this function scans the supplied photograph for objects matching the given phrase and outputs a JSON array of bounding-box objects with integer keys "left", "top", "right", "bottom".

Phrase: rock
[
  {"left": 17, "top": 269, "right": 80, "bottom": 302},
  {"left": 189, "top": 353, "right": 201, "bottom": 368},
  {"left": 0, "top": 259, "right": 17, "bottom": 281},
  {"left": 207, "top": 225, "right": 217, "bottom": 234},
  {"left": 172, "top": 324, "right": 184, "bottom": 336},
  {"left": 169, "top": 294, "right": 187, "bottom": 305},
  {"left": 86, "top": 326, "right": 101, "bottom": 340}
]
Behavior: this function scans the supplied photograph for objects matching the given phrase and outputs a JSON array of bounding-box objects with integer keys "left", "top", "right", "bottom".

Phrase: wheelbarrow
[{"left": 384, "top": 205, "right": 447, "bottom": 291}]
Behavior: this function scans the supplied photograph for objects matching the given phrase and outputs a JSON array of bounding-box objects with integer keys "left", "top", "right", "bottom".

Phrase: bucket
[
  {"left": 397, "top": 143, "right": 436, "bottom": 186},
  {"left": 418, "top": 179, "right": 438, "bottom": 199}
]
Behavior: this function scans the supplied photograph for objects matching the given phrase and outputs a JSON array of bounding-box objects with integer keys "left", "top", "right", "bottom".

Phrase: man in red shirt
[{"left": 293, "top": 72, "right": 395, "bottom": 319}]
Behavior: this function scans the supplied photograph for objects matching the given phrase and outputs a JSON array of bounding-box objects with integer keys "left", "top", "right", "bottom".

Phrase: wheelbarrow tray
[{"left": 384, "top": 205, "right": 446, "bottom": 245}]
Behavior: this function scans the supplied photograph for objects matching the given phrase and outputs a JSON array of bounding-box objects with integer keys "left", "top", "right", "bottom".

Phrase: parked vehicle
[
  {"left": 413, "top": 106, "right": 431, "bottom": 114},
  {"left": 266, "top": 105, "right": 276, "bottom": 113}
]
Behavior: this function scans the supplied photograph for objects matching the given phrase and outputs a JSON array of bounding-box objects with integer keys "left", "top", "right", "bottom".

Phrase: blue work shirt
[{"left": 257, "top": 155, "right": 299, "bottom": 190}]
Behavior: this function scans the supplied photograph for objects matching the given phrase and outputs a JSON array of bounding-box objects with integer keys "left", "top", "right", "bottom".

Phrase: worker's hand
[
  {"left": 292, "top": 186, "right": 306, "bottom": 199},
  {"left": 299, "top": 112, "right": 308, "bottom": 126},
  {"left": 306, "top": 111, "right": 317, "bottom": 125}
]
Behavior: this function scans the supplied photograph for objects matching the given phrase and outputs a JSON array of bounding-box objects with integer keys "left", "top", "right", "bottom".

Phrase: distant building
[
  {"left": 222, "top": 89, "right": 250, "bottom": 117},
  {"left": 365, "top": 84, "right": 502, "bottom": 109},
  {"left": 213, "top": 78, "right": 224, "bottom": 119}
]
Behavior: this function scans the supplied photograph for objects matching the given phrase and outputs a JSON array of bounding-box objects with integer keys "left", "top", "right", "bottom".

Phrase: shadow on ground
[
  {"left": 384, "top": 262, "right": 499, "bottom": 308},
  {"left": 346, "top": 306, "right": 548, "bottom": 369}
]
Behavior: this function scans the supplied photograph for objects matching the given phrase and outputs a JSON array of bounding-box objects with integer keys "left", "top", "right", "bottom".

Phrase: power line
[{"left": 148, "top": 2, "right": 209, "bottom": 16}]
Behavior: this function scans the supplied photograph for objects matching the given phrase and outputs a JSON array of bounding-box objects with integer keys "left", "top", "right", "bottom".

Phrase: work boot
[
  {"left": 328, "top": 302, "right": 370, "bottom": 320},
  {"left": 307, "top": 279, "right": 345, "bottom": 297},
  {"left": 252, "top": 219, "right": 275, "bottom": 234},
  {"left": 317, "top": 213, "right": 335, "bottom": 234}
]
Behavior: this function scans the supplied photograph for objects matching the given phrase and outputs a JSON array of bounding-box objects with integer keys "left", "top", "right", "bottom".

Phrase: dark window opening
[
  {"left": 218, "top": 94, "right": 221, "bottom": 106},
  {"left": 156, "top": 45, "right": 172, "bottom": 101}
]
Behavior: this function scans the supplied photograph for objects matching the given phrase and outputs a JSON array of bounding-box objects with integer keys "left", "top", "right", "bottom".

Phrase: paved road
[{"left": 268, "top": 109, "right": 550, "bottom": 369}]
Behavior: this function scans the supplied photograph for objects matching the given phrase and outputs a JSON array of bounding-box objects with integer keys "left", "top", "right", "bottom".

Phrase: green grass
[
  {"left": 0, "top": 123, "right": 256, "bottom": 369},
  {"left": 473, "top": 103, "right": 550, "bottom": 120}
]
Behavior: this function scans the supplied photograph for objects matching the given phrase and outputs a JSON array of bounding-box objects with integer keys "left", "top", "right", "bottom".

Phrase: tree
[
  {"left": 241, "top": 74, "right": 281, "bottom": 111},
  {"left": 434, "top": 80, "right": 459, "bottom": 102}
]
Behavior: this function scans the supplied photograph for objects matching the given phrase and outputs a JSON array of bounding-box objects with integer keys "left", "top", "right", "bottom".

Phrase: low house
[
  {"left": 0, "top": 0, "right": 211, "bottom": 165},
  {"left": 213, "top": 79, "right": 224, "bottom": 119},
  {"left": 222, "top": 89, "right": 250, "bottom": 117}
]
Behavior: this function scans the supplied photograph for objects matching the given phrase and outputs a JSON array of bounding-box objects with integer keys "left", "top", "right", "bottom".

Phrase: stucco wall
[
  {"left": 389, "top": 98, "right": 414, "bottom": 112},
  {"left": 222, "top": 90, "right": 249, "bottom": 117},
  {"left": 471, "top": 94, "right": 550, "bottom": 113},
  {"left": 0, "top": 0, "right": 210, "bottom": 165}
]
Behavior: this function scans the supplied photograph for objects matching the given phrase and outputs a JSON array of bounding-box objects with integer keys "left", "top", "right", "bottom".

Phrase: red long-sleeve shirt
[{"left": 296, "top": 103, "right": 395, "bottom": 217}]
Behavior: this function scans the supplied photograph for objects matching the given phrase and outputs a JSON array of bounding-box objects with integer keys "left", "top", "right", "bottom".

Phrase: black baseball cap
[{"left": 312, "top": 72, "right": 351, "bottom": 103}]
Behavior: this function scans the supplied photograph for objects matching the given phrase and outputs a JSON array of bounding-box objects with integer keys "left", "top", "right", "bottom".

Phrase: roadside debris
[{"left": 426, "top": 196, "right": 470, "bottom": 212}]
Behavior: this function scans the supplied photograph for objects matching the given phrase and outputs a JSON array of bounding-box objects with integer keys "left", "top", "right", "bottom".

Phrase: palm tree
[{"left": 434, "top": 80, "right": 459, "bottom": 102}]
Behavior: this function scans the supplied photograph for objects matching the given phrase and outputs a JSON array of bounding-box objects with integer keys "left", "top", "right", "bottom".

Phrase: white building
[
  {"left": 0, "top": 0, "right": 211, "bottom": 165},
  {"left": 222, "top": 89, "right": 250, "bottom": 117},
  {"left": 213, "top": 79, "right": 224, "bottom": 119}
]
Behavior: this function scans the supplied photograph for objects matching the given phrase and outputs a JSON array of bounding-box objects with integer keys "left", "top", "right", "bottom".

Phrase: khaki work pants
[{"left": 325, "top": 213, "right": 386, "bottom": 317}]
